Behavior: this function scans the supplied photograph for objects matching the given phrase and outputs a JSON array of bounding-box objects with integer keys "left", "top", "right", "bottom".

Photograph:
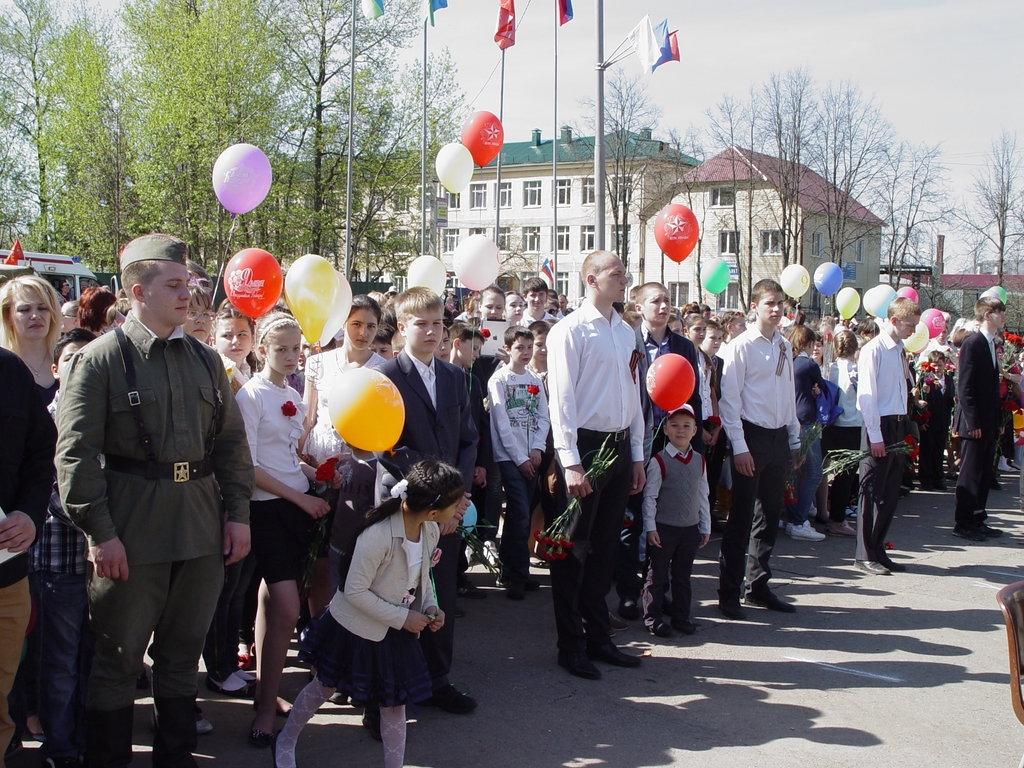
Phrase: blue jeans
[
  {"left": 787, "top": 425, "right": 823, "bottom": 526},
  {"left": 30, "top": 570, "right": 94, "bottom": 760},
  {"left": 497, "top": 461, "right": 533, "bottom": 584}
]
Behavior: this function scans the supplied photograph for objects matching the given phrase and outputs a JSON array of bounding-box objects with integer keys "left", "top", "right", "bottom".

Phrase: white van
[{"left": 0, "top": 250, "right": 100, "bottom": 301}]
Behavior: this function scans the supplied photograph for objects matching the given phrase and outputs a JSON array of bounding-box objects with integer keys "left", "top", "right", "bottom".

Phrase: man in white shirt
[
  {"left": 854, "top": 297, "right": 920, "bottom": 574},
  {"left": 547, "top": 251, "right": 646, "bottom": 680},
  {"left": 717, "top": 279, "right": 801, "bottom": 619}
]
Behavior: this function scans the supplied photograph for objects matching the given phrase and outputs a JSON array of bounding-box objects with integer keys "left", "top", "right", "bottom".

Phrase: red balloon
[
  {"left": 224, "top": 248, "right": 283, "bottom": 319},
  {"left": 646, "top": 353, "right": 695, "bottom": 413},
  {"left": 461, "top": 111, "right": 504, "bottom": 167},
  {"left": 654, "top": 204, "right": 699, "bottom": 263}
]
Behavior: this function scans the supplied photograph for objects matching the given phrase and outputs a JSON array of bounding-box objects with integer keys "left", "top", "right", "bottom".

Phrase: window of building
[
  {"left": 582, "top": 177, "right": 595, "bottom": 205},
  {"left": 470, "top": 183, "right": 487, "bottom": 210},
  {"left": 710, "top": 187, "right": 735, "bottom": 207},
  {"left": 725, "top": 283, "right": 740, "bottom": 308},
  {"left": 523, "top": 226, "right": 541, "bottom": 253},
  {"left": 497, "top": 227, "right": 511, "bottom": 251},
  {"left": 557, "top": 179, "right": 572, "bottom": 206},
  {"left": 760, "top": 230, "right": 781, "bottom": 255},
  {"left": 498, "top": 181, "right": 511, "bottom": 209},
  {"left": 855, "top": 238, "right": 865, "bottom": 263},
  {"left": 580, "top": 225, "right": 595, "bottom": 252},
  {"left": 446, "top": 190, "right": 461, "bottom": 210},
  {"left": 523, "top": 180, "right": 542, "bottom": 207},
  {"left": 444, "top": 229, "right": 460, "bottom": 253},
  {"left": 811, "top": 232, "right": 822, "bottom": 257},
  {"left": 556, "top": 272, "right": 569, "bottom": 299},
  {"left": 556, "top": 226, "right": 570, "bottom": 252},
  {"left": 668, "top": 282, "right": 690, "bottom": 306},
  {"left": 470, "top": 227, "right": 487, "bottom": 237},
  {"left": 614, "top": 224, "right": 631, "bottom": 253},
  {"left": 394, "top": 194, "right": 410, "bottom": 212},
  {"left": 719, "top": 231, "right": 740, "bottom": 255}
]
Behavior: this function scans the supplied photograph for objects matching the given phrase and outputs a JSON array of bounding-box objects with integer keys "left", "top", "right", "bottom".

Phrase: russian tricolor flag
[
  {"left": 362, "top": 0, "right": 383, "bottom": 19},
  {"left": 558, "top": 0, "right": 572, "bottom": 26}
]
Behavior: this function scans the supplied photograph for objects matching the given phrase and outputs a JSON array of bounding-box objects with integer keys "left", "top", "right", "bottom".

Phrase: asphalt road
[{"left": 12, "top": 470, "right": 1024, "bottom": 768}]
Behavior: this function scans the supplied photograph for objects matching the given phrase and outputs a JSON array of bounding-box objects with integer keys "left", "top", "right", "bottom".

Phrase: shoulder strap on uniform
[{"left": 114, "top": 327, "right": 158, "bottom": 469}]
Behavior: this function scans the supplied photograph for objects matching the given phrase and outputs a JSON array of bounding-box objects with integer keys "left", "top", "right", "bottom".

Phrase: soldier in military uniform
[{"left": 56, "top": 234, "right": 254, "bottom": 768}]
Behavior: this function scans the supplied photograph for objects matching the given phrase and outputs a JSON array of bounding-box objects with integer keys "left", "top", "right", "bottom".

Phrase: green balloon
[
  {"left": 701, "top": 258, "right": 731, "bottom": 295},
  {"left": 987, "top": 286, "right": 1008, "bottom": 303}
]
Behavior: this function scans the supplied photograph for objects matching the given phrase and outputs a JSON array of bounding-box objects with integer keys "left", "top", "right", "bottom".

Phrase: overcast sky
[{"left": 425, "top": 0, "right": 1024, "bottom": 271}]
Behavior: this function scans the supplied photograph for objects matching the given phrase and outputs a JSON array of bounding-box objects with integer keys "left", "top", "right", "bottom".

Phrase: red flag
[
  {"left": 495, "top": 0, "right": 515, "bottom": 49},
  {"left": 668, "top": 30, "right": 680, "bottom": 62},
  {"left": 4, "top": 238, "right": 23, "bottom": 266}
]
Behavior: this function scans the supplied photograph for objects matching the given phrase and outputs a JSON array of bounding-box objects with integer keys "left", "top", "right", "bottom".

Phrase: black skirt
[
  {"left": 250, "top": 496, "right": 316, "bottom": 584},
  {"left": 298, "top": 610, "right": 433, "bottom": 708}
]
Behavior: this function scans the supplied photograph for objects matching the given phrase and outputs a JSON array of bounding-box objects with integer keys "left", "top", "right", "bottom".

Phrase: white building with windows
[
  {"left": 650, "top": 146, "right": 884, "bottom": 311},
  {"left": 439, "top": 126, "right": 696, "bottom": 304}
]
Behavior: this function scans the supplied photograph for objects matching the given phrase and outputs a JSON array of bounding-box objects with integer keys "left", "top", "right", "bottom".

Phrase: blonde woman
[{"left": 0, "top": 275, "right": 63, "bottom": 405}]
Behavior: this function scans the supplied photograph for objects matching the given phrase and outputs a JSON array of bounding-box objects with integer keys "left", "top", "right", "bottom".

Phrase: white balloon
[
  {"left": 780, "top": 263, "right": 810, "bottom": 299},
  {"left": 903, "top": 322, "right": 929, "bottom": 354},
  {"left": 863, "top": 284, "right": 897, "bottom": 318},
  {"left": 318, "top": 271, "right": 355, "bottom": 346},
  {"left": 407, "top": 255, "right": 447, "bottom": 295},
  {"left": 453, "top": 235, "right": 501, "bottom": 291},
  {"left": 435, "top": 143, "right": 474, "bottom": 194}
]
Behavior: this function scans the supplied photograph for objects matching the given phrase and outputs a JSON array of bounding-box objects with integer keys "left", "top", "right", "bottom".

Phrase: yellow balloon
[
  {"left": 836, "top": 287, "right": 860, "bottom": 320},
  {"left": 904, "top": 322, "right": 929, "bottom": 354},
  {"left": 328, "top": 367, "right": 405, "bottom": 452},
  {"left": 284, "top": 254, "right": 338, "bottom": 344},
  {"left": 1014, "top": 412, "right": 1024, "bottom": 432}
]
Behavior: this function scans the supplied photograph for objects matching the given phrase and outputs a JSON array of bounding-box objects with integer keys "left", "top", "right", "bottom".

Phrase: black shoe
[
  {"left": 617, "top": 599, "right": 640, "bottom": 621},
  {"left": 585, "top": 641, "right": 642, "bottom": 668},
  {"left": 506, "top": 581, "right": 525, "bottom": 600},
  {"left": 855, "top": 560, "right": 890, "bottom": 575},
  {"left": 919, "top": 483, "right": 934, "bottom": 491},
  {"left": 744, "top": 592, "right": 797, "bottom": 613},
  {"left": 952, "top": 525, "right": 986, "bottom": 542},
  {"left": 935, "top": 482, "right": 948, "bottom": 491},
  {"left": 718, "top": 601, "right": 746, "bottom": 620},
  {"left": 4, "top": 739, "right": 21, "bottom": 761},
  {"left": 671, "top": 619, "right": 698, "bottom": 635},
  {"left": 136, "top": 670, "right": 150, "bottom": 690},
  {"left": 991, "top": 478, "right": 1002, "bottom": 491},
  {"left": 43, "top": 758, "right": 80, "bottom": 768},
  {"left": 457, "top": 581, "right": 487, "bottom": 599},
  {"left": 523, "top": 578, "right": 541, "bottom": 591},
  {"left": 420, "top": 684, "right": 477, "bottom": 714},
  {"left": 361, "top": 707, "right": 382, "bottom": 742},
  {"left": 557, "top": 649, "right": 602, "bottom": 680},
  {"left": 876, "top": 554, "right": 906, "bottom": 573},
  {"left": 328, "top": 691, "right": 349, "bottom": 706},
  {"left": 647, "top": 621, "right": 672, "bottom": 638},
  {"left": 249, "top": 721, "right": 274, "bottom": 748},
  {"left": 977, "top": 523, "right": 1003, "bottom": 538}
]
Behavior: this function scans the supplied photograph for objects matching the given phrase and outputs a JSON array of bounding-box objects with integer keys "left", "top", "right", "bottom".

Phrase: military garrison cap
[{"left": 119, "top": 234, "right": 188, "bottom": 268}]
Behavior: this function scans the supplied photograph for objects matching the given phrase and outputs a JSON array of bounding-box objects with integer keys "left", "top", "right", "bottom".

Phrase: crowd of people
[{"left": 0, "top": 236, "right": 1018, "bottom": 768}]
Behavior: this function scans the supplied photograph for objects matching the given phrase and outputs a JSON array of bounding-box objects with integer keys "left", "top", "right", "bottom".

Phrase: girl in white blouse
[{"left": 236, "top": 313, "right": 330, "bottom": 748}]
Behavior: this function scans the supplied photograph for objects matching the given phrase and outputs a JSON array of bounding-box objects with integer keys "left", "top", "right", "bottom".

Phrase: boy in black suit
[{"left": 376, "top": 288, "right": 479, "bottom": 714}]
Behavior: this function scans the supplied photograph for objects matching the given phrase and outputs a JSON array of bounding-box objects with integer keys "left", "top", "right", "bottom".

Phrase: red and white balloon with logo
[{"left": 224, "top": 248, "right": 283, "bottom": 319}]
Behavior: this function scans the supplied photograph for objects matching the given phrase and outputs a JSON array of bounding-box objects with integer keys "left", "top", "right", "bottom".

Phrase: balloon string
[{"left": 211, "top": 213, "right": 239, "bottom": 301}]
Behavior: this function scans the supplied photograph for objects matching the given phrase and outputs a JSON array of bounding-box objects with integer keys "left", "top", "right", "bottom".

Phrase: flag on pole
[
  {"left": 495, "top": 0, "right": 515, "bottom": 49},
  {"left": 558, "top": 0, "right": 572, "bottom": 26},
  {"left": 652, "top": 20, "right": 679, "bottom": 71},
  {"left": 540, "top": 257, "right": 555, "bottom": 286},
  {"left": 362, "top": 0, "right": 384, "bottom": 19},
  {"left": 628, "top": 15, "right": 660, "bottom": 74},
  {"left": 3, "top": 238, "right": 23, "bottom": 266},
  {"left": 668, "top": 30, "right": 680, "bottom": 61},
  {"left": 424, "top": 0, "right": 447, "bottom": 26}
]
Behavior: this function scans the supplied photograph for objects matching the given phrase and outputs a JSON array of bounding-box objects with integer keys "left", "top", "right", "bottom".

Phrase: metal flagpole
[
  {"left": 495, "top": 50, "right": 505, "bottom": 248},
  {"left": 551, "top": 0, "right": 558, "bottom": 284},
  {"left": 421, "top": 19, "right": 428, "bottom": 256},
  {"left": 344, "top": 0, "right": 357, "bottom": 278},
  {"left": 595, "top": 0, "right": 606, "bottom": 251}
]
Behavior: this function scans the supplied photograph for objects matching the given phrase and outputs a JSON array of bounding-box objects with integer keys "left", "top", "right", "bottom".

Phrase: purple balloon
[{"left": 212, "top": 144, "right": 272, "bottom": 215}]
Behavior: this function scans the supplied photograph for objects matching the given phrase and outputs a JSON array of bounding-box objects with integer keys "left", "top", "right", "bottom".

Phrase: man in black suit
[
  {"left": 615, "top": 283, "right": 703, "bottom": 620},
  {"left": 376, "top": 288, "right": 479, "bottom": 715},
  {"left": 952, "top": 296, "right": 1006, "bottom": 541}
]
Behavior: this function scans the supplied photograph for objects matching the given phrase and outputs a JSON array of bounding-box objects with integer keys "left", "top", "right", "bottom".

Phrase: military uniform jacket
[{"left": 56, "top": 313, "right": 255, "bottom": 566}]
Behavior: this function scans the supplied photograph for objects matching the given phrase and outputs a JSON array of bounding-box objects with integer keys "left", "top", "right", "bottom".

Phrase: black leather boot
[
  {"left": 85, "top": 705, "right": 135, "bottom": 768},
  {"left": 152, "top": 696, "right": 198, "bottom": 768}
]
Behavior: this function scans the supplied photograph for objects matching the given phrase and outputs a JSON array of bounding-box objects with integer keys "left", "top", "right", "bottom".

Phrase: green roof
[{"left": 487, "top": 130, "right": 698, "bottom": 169}]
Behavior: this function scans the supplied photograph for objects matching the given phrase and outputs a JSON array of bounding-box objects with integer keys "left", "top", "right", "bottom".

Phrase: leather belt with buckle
[
  {"left": 105, "top": 455, "right": 213, "bottom": 482},
  {"left": 579, "top": 428, "right": 629, "bottom": 443}
]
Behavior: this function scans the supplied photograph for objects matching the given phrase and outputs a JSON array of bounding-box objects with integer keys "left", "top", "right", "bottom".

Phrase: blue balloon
[
  {"left": 460, "top": 501, "right": 477, "bottom": 534},
  {"left": 814, "top": 262, "right": 843, "bottom": 296}
]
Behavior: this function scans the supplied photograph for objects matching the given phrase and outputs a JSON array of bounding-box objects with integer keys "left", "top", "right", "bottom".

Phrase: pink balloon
[
  {"left": 212, "top": 144, "right": 273, "bottom": 215},
  {"left": 921, "top": 308, "right": 945, "bottom": 338},
  {"left": 895, "top": 286, "right": 919, "bottom": 303}
]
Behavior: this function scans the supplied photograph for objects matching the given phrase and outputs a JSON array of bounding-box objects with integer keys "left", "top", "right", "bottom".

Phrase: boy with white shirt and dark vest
[
  {"left": 641, "top": 405, "right": 710, "bottom": 638},
  {"left": 717, "top": 279, "right": 801, "bottom": 619}
]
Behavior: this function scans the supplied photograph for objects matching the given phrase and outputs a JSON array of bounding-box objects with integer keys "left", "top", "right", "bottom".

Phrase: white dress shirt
[
  {"left": 642, "top": 443, "right": 710, "bottom": 536},
  {"left": 236, "top": 375, "right": 310, "bottom": 502},
  {"left": 981, "top": 328, "right": 998, "bottom": 367},
  {"left": 856, "top": 327, "right": 910, "bottom": 444},
  {"left": 547, "top": 301, "right": 645, "bottom": 467},
  {"left": 718, "top": 326, "right": 800, "bottom": 454},
  {"left": 404, "top": 348, "right": 437, "bottom": 408}
]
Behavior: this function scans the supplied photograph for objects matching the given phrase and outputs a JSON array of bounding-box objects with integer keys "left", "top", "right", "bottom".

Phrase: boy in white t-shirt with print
[{"left": 488, "top": 326, "right": 550, "bottom": 599}]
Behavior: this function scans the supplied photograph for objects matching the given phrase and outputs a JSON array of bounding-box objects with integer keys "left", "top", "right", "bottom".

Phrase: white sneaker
[
  {"left": 998, "top": 457, "right": 1014, "bottom": 473},
  {"left": 786, "top": 522, "right": 826, "bottom": 541},
  {"left": 231, "top": 669, "right": 255, "bottom": 684},
  {"left": 483, "top": 540, "right": 499, "bottom": 567}
]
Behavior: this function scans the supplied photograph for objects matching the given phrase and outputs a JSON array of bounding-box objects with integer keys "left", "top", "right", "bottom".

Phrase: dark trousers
[
  {"left": 856, "top": 416, "right": 907, "bottom": 563},
  {"left": 548, "top": 430, "right": 633, "bottom": 653},
  {"left": 918, "top": 420, "right": 948, "bottom": 488},
  {"left": 706, "top": 434, "right": 728, "bottom": 515},
  {"left": 202, "top": 551, "right": 256, "bottom": 682},
  {"left": 497, "top": 461, "right": 533, "bottom": 584},
  {"left": 420, "top": 531, "right": 459, "bottom": 690},
  {"left": 718, "top": 422, "right": 789, "bottom": 604},
  {"left": 954, "top": 436, "right": 995, "bottom": 528},
  {"left": 642, "top": 523, "right": 699, "bottom": 626},
  {"left": 823, "top": 425, "right": 862, "bottom": 522},
  {"left": 614, "top": 492, "right": 644, "bottom": 603}
]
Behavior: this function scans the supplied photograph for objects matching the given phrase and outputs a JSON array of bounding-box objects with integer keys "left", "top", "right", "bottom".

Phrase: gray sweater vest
[{"left": 653, "top": 447, "right": 705, "bottom": 528}]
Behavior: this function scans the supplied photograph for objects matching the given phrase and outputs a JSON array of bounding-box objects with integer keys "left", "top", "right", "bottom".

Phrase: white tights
[{"left": 272, "top": 676, "right": 407, "bottom": 768}]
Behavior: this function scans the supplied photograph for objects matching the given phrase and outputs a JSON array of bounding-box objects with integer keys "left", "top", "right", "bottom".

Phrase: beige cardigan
[{"left": 328, "top": 512, "right": 440, "bottom": 642}]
